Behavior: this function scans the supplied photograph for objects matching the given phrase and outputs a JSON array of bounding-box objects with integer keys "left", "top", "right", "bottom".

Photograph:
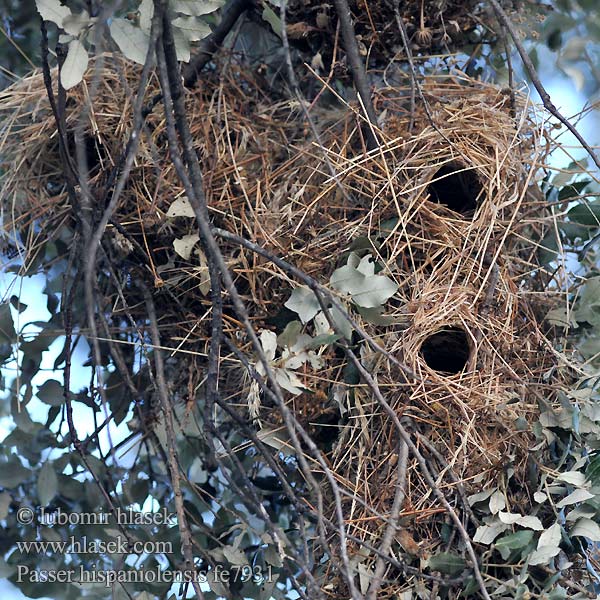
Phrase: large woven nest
[
  {"left": 232, "top": 77, "right": 572, "bottom": 594},
  {"left": 0, "top": 55, "right": 573, "bottom": 596}
]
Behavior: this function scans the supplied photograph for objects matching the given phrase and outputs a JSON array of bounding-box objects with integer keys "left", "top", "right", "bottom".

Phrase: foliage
[
  {"left": 1, "top": 0, "right": 600, "bottom": 599},
  {"left": 34, "top": 0, "right": 221, "bottom": 88}
]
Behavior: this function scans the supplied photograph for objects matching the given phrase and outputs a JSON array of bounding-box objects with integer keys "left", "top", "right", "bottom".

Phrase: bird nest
[{"left": 0, "top": 55, "right": 574, "bottom": 597}]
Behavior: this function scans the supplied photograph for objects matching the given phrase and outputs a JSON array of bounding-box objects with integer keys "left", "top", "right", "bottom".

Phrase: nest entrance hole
[
  {"left": 420, "top": 326, "right": 470, "bottom": 374},
  {"left": 427, "top": 163, "right": 483, "bottom": 217}
]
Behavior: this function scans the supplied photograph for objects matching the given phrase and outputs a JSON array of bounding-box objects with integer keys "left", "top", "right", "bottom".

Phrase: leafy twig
[
  {"left": 182, "top": 0, "right": 251, "bottom": 87},
  {"left": 489, "top": 0, "right": 600, "bottom": 170}
]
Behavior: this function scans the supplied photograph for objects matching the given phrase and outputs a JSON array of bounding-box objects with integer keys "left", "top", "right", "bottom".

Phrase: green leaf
[
  {"left": 558, "top": 221, "right": 590, "bottom": 242},
  {"left": 37, "top": 461, "right": 58, "bottom": 506},
  {"left": 264, "top": 544, "right": 283, "bottom": 567},
  {"left": 172, "top": 0, "right": 224, "bottom": 15},
  {"left": 0, "top": 456, "right": 31, "bottom": 488},
  {"left": 62, "top": 10, "right": 90, "bottom": 36},
  {"left": 538, "top": 231, "right": 559, "bottom": 265},
  {"left": 10, "top": 296, "right": 27, "bottom": 313},
  {"left": 529, "top": 523, "right": 562, "bottom": 565},
  {"left": 173, "top": 16, "right": 211, "bottom": 41},
  {"left": 575, "top": 277, "right": 600, "bottom": 326},
  {"left": 556, "top": 488, "right": 595, "bottom": 508},
  {"left": 173, "top": 27, "right": 191, "bottom": 61},
  {"left": 37, "top": 379, "right": 65, "bottom": 406},
  {"left": 545, "top": 306, "right": 576, "bottom": 328},
  {"left": 330, "top": 303, "right": 353, "bottom": 340},
  {"left": 0, "top": 492, "right": 11, "bottom": 520},
  {"left": 259, "top": 330, "right": 277, "bottom": 362},
  {"left": 356, "top": 305, "right": 396, "bottom": 325},
  {"left": 426, "top": 552, "right": 467, "bottom": 575},
  {"left": 35, "top": 0, "right": 71, "bottom": 25},
  {"left": 559, "top": 179, "right": 591, "bottom": 201},
  {"left": 166, "top": 196, "right": 195, "bottom": 218},
  {"left": 110, "top": 18, "right": 151, "bottom": 65},
  {"left": 586, "top": 453, "right": 600, "bottom": 485},
  {"left": 261, "top": 3, "right": 282, "bottom": 38},
  {"left": 11, "top": 395, "right": 40, "bottom": 433},
  {"left": 173, "top": 233, "right": 200, "bottom": 260},
  {"left": 60, "top": 39, "right": 88, "bottom": 90},
  {"left": 498, "top": 512, "right": 543, "bottom": 529},
  {"left": 568, "top": 200, "right": 600, "bottom": 226},
  {"left": 0, "top": 303, "right": 17, "bottom": 344},
  {"left": 0, "top": 558, "right": 15, "bottom": 579},
  {"left": 139, "top": 0, "right": 154, "bottom": 32},
  {"left": 330, "top": 254, "right": 398, "bottom": 309},
  {"left": 494, "top": 530, "right": 534, "bottom": 560},
  {"left": 305, "top": 333, "right": 340, "bottom": 349},
  {"left": 570, "top": 517, "right": 600, "bottom": 540},
  {"left": 223, "top": 546, "right": 247, "bottom": 566},
  {"left": 277, "top": 320, "right": 302, "bottom": 348},
  {"left": 284, "top": 287, "right": 321, "bottom": 324},
  {"left": 473, "top": 521, "right": 510, "bottom": 545}
]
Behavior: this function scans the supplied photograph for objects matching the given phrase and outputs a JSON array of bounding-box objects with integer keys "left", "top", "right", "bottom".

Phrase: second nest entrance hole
[
  {"left": 427, "top": 163, "right": 483, "bottom": 217},
  {"left": 420, "top": 326, "right": 470, "bottom": 374}
]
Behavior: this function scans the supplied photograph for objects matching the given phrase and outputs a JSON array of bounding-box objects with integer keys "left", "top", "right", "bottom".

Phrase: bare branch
[
  {"left": 489, "top": 0, "right": 600, "bottom": 170},
  {"left": 331, "top": 0, "right": 379, "bottom": 149}
]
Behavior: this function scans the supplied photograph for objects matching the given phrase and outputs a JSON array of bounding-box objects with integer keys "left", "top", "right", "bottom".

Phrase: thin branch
[
  {"left": 142, "top": 284, "right": 205, "bottom": 600},
  {"left": 366, "top": 440, "right": 409, "bottom": 600},
  {"left": 344, "top": 347, "right": 492, "bottom": 600},
  {"left": 331, "top": 0, "right": 379, "bottom": 149},
  {"left": 489, "top": 0, "right": 600, "bottom": 170},
  {"left": 159, "top": 8, "right": 223, "bottom": 468},
  {"left": 153, "top": 18, "right": 360, "bottom": 597},
  {"left": 182, "top": 0, "right": 251, "bottom": 87},
  {"left": 213, "top": 226, "right": 416, "bottom": 380}
]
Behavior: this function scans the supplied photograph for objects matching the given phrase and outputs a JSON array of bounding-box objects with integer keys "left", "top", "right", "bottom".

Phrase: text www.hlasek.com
[{"left": 17, "top": 536, "right": 172, "bottom": 556}]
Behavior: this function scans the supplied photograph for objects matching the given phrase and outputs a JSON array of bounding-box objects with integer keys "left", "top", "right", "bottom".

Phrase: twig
[
  {"left": 213, "top": 226, "right": 416, "bottom": 380},
  {"left": 390, "top": 2, "right": 473, "bottom": 167},
  {"left": 81, "top": 6, "right": 158, "bottom": 470},
  {"left": 279, "top": 1, "right": 364, "bottom": 215},
  {"left": 142, "top": 284, "right": 205, "bottom": 600},
  {"left": 159, "top": 8, "right": 223, "bottom": 468},
  {"left": 142, "top": 0, "right": 251, "bottom": 117},
  {"left": 390, "top": 2, "right": 416, "bottom": 131},
  {"left": 331, "top": 0, "right": 379, "bottom": 149},
  {"left": 366, "top": 440, "right": 409, "bottom": 600},
  {"left": 415, "top": 432, "right": 480, "bottom": 527},
  {"left": 182, "top": 0, "right": 251, "bottom": 87},
  {"left": 153, "top": 16, "right": 360, "bottom": 597},
  {"left": 489, "top": 0, "right": 600, "bottom": 170},
  {"left": 343, "top": 347, "right": 492, "bottom": 600}
]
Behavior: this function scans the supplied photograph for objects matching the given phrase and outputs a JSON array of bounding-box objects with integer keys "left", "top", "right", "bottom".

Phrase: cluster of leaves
[
  {"left": 533, "top": 0, "right": 600, "bottom": 94},
  {"left": 251, "top": 251, "right": 398, "bottom": 394},
  {"left": 0, "top": 229, "right": 305, "bottom": 599},
  {"left": 35, "top": 0, "right": 223, "bottom": 89},
  {"left": 537, "top": 164, "right": 599, "bottom": 265},
  {"left": 285, "top": 251, "right": 398, "bottom": 337}
]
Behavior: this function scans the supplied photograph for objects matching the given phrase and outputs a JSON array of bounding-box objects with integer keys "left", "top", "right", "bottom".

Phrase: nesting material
[
  {"left": 242, "top": 77, "right": 567, "bottom": 595},
  {"left": 0, "top": 56, "right": 571, "bottom": 597}
]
